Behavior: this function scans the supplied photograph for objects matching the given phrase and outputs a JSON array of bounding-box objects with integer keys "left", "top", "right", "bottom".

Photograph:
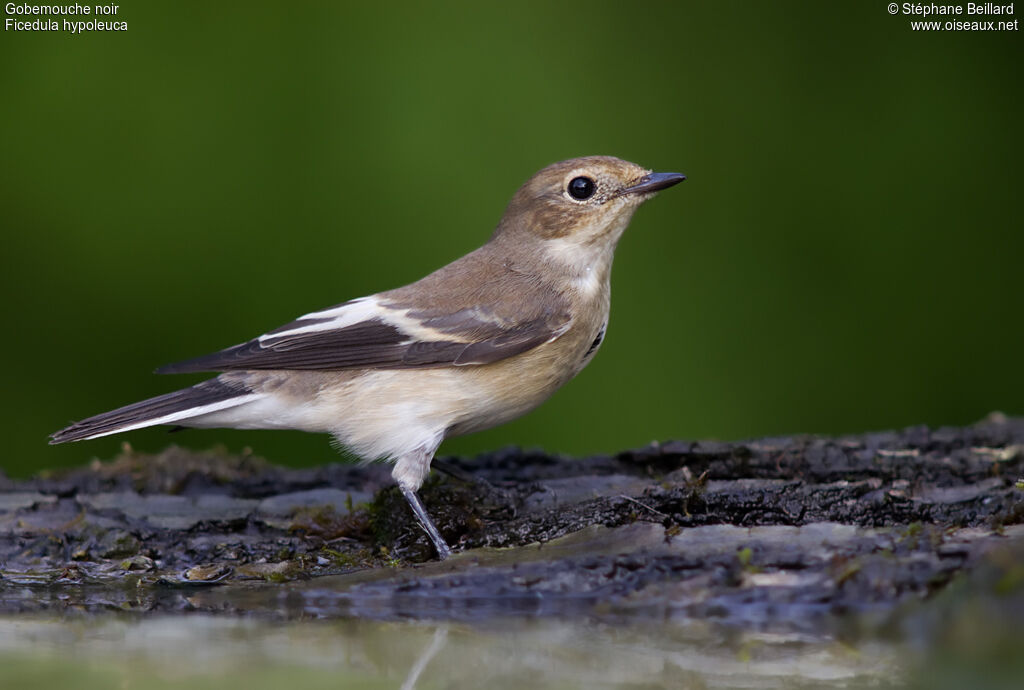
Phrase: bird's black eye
[{"left": 567, "top": 176, "right": 596, "bottom": 200}]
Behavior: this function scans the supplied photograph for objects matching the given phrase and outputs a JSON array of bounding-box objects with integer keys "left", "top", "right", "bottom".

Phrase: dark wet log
[{"left": 1, "top": 414, "right": 1021, "bottom": 624}]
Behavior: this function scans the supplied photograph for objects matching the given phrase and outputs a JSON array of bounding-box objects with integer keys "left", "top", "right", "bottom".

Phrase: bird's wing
[{"left": 155, "top": 294, "right": 572, "bottom": 374}]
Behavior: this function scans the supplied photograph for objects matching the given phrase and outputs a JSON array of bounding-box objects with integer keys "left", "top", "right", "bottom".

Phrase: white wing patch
[
  {"left": 257, "top": 295, "right": 503, "bottom": 347},
  {"left": 259, "top": 296, "right": 385, "bottom": 343}
]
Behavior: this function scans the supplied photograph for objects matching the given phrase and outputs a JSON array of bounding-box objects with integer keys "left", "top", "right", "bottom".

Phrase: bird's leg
[
  {"left": 432, "top": 457, "right": 503, "bottom": 503},
  {"left": 393, "top": 446, "right": 452, "bottom": 560},
  {"left": 429, "top": 457, "right": 478, "bottom": 484},
  {"left": 399, "top": 484, "right": 452, "bottom": 560}
]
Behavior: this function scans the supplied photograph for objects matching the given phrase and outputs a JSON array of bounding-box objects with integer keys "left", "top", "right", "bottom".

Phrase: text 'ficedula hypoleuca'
[{"left": 51, "top": 156, "right": 685, "bottom": 559}]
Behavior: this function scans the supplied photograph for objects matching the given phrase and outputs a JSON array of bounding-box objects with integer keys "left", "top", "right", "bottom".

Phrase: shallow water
[
  {"left": 1, "top": 614, "right": 904, "bottom": 690},
  {"left": 3, "top": 574, "right": 1023, "bottom": 690},
  {"left": 3, "top": 551, "right": 1023, "bottom": 690}
]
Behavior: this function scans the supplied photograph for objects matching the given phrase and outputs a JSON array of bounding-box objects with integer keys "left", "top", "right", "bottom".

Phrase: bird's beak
[{"left": 617, "top": 172, "right": 686, "bottom": 197}]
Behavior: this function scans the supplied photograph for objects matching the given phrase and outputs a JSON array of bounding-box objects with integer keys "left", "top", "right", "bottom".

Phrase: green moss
[
  {"left": 899, "top": 522, "right": 925, "bottom": 548},
  {"left": 994, "top": 565, "right": 1024, "bottom": 596},
  {"left": 320, "top": 548, "right": 361, "bottom": 569},
  {"left": 833, "top": 557, "right": 863, "bottom": 586},
  {"left": 737, "top": 546, "right": 761, "bottom": 573}
]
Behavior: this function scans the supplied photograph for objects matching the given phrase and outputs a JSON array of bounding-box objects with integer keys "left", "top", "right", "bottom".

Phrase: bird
[{"left": 50, "top": 156, "right": 685, "bottom": 559}]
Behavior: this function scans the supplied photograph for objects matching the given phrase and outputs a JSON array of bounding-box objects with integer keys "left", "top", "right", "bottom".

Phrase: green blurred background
[{"left": 2, "top": 1, "right": 1021, "bottom": 477}]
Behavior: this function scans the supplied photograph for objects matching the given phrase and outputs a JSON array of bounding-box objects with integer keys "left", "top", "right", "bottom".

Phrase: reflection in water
[
  {"left": 4, "top": 549, "right": 1021, "bottom": 690},
  {"left": 401, "top": 626, "right": 447, "bottom": 690},
  {"left": 0, "top": 615, "right": 898, "bottom": 689}
]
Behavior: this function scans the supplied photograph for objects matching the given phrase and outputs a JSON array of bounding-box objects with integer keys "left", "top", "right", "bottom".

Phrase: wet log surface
[{"left": 1, "top": 414, "right": 1022, "bottom": 630}]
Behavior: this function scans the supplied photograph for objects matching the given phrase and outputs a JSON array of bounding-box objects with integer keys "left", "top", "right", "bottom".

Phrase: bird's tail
[{"left": 50, "top": 378, "right": 258, "bottom": 444}]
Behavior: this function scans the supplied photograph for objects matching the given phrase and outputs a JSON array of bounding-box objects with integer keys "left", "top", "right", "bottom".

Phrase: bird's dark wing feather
[{"left": 156, "top": 297, "right": 570, "bottom": 374}]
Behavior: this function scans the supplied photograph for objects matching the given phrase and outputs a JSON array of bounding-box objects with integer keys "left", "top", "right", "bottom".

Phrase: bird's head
[
  {"left": 494, "top": 156, "right": 684, "bottom": 253},
  {"left": 492, "top": 157, "right": 685, "bottom": 286}
]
